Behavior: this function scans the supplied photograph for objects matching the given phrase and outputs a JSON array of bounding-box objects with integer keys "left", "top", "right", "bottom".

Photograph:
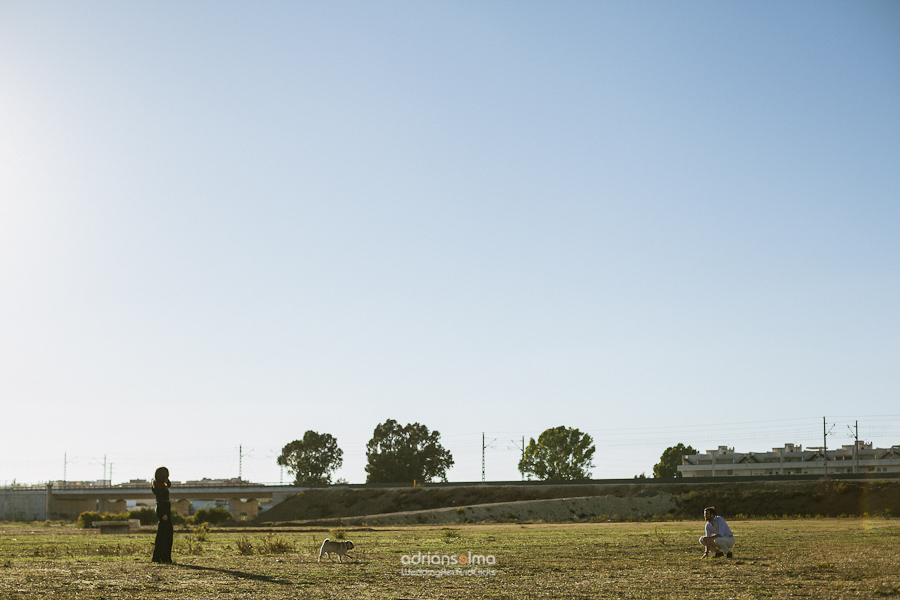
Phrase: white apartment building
[{"left": 677, "top": 442, "right": 900, "bottom": 478}]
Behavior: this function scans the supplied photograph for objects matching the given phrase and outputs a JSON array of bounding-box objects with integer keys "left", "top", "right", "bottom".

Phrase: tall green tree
[
  {"left": 365, "top": 419, "right": 454, "bottom": 483},
  {"left": 277, "top": 431, "right": 343, "bottom": 485},
  {"left": 518, "top": 426, "right": 596, "bottom": 481},
  {"left": 653, "top": 443, "right": 697, "bottom": 478}
]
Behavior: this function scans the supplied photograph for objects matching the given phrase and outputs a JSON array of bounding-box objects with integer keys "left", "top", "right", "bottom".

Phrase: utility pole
[
  {"left": 481, "top": 434, "right": 496, "bottom": 484},
  {"left": 513, "top": 437, "right": 525, "bottom": 481},
  {"left": 822, "top": 418, "right": 834, "bottom": 477},
  {"left": 63, "top": 453, "right": 67, "bottom": 483},
  {"left": 848, "top": 421, "right": 859, "bottom": 474},
  {"left": 237, "top": 445, "right": 253, "bottom": 481}
]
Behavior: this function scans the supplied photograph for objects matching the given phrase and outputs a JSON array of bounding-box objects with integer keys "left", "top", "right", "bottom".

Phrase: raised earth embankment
[{"left": 254, "top": 479, "right": 900, "bottom": 526}]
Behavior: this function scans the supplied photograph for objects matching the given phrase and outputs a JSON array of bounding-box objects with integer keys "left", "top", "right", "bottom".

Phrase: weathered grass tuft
[
  {"left": 181, "top": 536, "right": 204, "bottom": 555},
  {"left": 652, "top": 526, "right": 669, "bottom": 546},
  {"left": 235, "top": 536, "right": 254, "bottom": 555},
  {"left": 258, "top": 534, "right": 293, "bottom": 554}
]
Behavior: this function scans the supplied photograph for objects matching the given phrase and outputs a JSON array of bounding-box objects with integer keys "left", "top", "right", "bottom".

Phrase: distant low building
[
  {"left": 677, "top": 442, "right": 900, "bottom": 477},
  {"left": 185, "top": 478, "right": 245, "bottom": 485}
]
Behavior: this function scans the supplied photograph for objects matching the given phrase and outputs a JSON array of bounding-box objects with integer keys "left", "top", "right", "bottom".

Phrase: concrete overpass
[{"left": 1, "top": 482, "right": 308, "bottom": 521}]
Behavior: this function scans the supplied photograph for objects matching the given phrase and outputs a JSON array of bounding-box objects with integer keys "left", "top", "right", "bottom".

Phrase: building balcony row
[{"left": 677, "top": 442, "right": 900, "bottom": 477}]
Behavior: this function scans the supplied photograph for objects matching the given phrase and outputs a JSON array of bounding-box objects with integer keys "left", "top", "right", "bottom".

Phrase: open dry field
[{"left": 1, "top": 518, "right": 898, "bottom": 599}]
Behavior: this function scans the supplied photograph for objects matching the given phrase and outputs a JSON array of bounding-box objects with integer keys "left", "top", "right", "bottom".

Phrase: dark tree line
[
  {"left": 277, "top": 419, "right": 453, "bottom": 485},
  {"left": 277, "top": 422, "right": 692, "bottom": 484}
]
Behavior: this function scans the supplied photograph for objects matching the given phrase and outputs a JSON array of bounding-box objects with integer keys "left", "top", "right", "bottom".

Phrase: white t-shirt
[{"left": 705, "top": 515, "right": 733, "bottom": 537}]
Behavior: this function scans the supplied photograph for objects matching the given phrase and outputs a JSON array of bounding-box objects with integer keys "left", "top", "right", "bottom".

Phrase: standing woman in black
[{"left": 151, "top": 466, "right": 174, "bottom": 564}]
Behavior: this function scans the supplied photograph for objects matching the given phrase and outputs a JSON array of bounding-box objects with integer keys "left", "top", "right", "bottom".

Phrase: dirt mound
[
  {"left": 256, "top": 483, "right": 662, "bottom": 524},
  {"left": 254, "top": 479, "right": 900, "bottom": 525},
  {"left": 327, "top": 494, "right": 680, "bottom": 526}
]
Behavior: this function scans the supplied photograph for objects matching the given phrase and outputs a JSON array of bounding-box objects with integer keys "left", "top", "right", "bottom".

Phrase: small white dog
[{"left": 318, "top": 538, "right": 354, "bottom": 563}]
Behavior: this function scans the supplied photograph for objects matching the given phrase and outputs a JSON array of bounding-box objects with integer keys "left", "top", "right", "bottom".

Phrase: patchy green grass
[{"left": 1, "top": 518, "right": 899, "bottom": 598}]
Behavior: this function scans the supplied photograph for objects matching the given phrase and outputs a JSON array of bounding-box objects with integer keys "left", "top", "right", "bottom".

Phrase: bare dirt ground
[{"left": 2, "top": 518, "right": 899, "bottom": 599}]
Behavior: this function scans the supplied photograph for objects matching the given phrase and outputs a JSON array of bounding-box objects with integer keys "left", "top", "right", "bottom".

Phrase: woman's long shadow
[{"left": 175, "top": 563, "right": 294, "bottom": 585}]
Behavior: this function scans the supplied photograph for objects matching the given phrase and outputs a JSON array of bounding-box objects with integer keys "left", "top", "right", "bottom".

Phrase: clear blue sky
[{"left": 2, "top": 1, "right": 898, "bottom": 485}]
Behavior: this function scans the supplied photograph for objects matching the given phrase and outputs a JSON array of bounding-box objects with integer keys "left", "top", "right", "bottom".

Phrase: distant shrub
[
  {"left": 835, "top": 482, "right": 852, "bottom": 494},
  {"left": 78, "top": 512, "right": 102, "bottom": 528},
  {"left": 330, "top": 527, "right": 347, "bottom": 540},
  {"left": 193, "top": 506, "right": 233, "bottom": 525},
  {"left": 81, "top": 509, "right": 162, "bottom": 529},
  {"left": 100, "top": 512, "right": 130, "bottom": 522},
  {"left": 128, "top": 506, "right": 158, "bottom": 526}
]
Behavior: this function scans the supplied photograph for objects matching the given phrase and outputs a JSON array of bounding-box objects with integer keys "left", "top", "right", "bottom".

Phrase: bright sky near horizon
[{"left": 2, "top": 2, "right": 899, "bottom": 487}]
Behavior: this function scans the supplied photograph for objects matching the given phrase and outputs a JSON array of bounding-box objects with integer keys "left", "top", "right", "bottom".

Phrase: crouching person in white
[{"left": 700, "top": 506, "right": 734, "bottom": 559}]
